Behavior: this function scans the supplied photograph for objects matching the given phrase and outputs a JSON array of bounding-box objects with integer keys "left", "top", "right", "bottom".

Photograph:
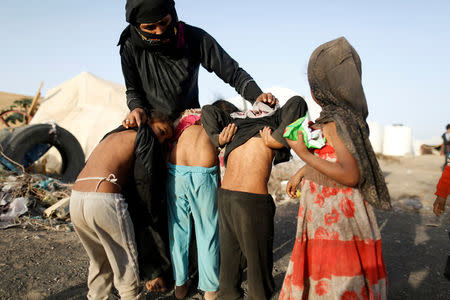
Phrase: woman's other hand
[
  {"left": 256, "top": 92, "right": 278, "bottom": 107},
  {"left": 123, "top": 108, "right": 147, "bottom": 128}
]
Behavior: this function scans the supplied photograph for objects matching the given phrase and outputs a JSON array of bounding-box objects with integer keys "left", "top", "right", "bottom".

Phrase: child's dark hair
[
  {"left": 212, "top": 99, "right": 240, "bottom": 114},
  {"left": 446, "top": 124, "right": 450, "bottom": 130},
  {"left": 149, "top": 109, "right": 171, "bottom": 124}
]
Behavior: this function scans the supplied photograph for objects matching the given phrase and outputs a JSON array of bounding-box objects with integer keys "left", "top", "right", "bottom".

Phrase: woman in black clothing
[{"left": 119, "top": 0, "right": 277, "bottom": 127}]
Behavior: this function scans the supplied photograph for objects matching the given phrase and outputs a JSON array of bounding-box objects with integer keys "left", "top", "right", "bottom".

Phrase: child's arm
[
  {"left": 201, "top": 104, "right": 234, "bottom": 147},
  {"left": 287, "top": 122, "right": 360, "bottom": 187},
  {"left": 286, "top": 166, "right": 306, "bottom": 198},
  {"left": 259, "top": 126, "right": 284, "bottom": 149}
]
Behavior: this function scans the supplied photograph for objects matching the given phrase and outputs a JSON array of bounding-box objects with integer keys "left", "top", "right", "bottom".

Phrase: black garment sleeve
[
  {"left": 197, "top": 29, "right": 263, "bottom": 103},
  {"left": 201, "top": 104, "right": 233, "bottom": 148},
  {"left": 272, "top": 96, "right": 309, "bottom": 148},
  {"left": 120, "top": 41, "right": 151, "bottom": 113}
]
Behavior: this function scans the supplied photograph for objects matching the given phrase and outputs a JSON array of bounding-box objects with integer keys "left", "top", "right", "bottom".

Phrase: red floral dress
[{"left": 279, "top": 144, "right": 387, "bottom": 300}]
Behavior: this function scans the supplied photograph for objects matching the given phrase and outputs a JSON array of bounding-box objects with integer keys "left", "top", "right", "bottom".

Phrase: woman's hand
[
  {"left": 433, "top": 196, "right": 446, "bottom": 216},
  {"left": 123, "top": 108, "right": 147, "bottom": 128},
  {"left": 219, "top": 123, "right": 237, "bottom": 147},
  {"left": 286, "top": 166, "right": 305, "bottom": 198},
  {"left": 256, "top": 92, "right": 278, "bottom": 107}
]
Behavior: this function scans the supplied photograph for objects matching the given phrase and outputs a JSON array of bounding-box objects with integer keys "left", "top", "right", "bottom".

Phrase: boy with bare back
[
  {"left": 201, "top": 96, "right": 308, "bottom": 300},
  {"left": 70, "top": 110, "right": 173, "bottom": 300},
  {"left": 166, "top": 105, "right": 238, "bottom": 300}
]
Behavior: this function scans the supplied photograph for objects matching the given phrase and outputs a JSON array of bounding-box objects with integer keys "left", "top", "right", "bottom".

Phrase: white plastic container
[
  {"left": 382, "top": 125, "right": 413, "bottom": 156},
  {"left": 367, "top": 121, "right": 384, "bottom": 154}
]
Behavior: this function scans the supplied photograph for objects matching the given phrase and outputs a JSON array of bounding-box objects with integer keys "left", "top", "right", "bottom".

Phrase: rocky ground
[{"left": 0, "top": 155, "right": 449, "bottom": 299}]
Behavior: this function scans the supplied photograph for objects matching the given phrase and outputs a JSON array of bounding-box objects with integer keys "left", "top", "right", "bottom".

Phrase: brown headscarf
[{"left": 308, "top": 37, "right": 391, "bottom": 210}]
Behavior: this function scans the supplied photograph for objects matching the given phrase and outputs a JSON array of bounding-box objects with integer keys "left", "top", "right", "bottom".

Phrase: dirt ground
[{"left": 0, "top": 155, "right": 449, "bottom": 299}]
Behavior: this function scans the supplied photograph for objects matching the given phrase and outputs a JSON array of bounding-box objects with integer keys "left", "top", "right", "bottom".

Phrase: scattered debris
[
  {"left": 392, "top": 196, "right": 423, "bottom": 212},
  {"left": 43, "top": 197, "right": 70, "bottom": 219},
  {"left": 0, "top": 197, "right": 28, "bottom": 228},
  {"left": 0, "top": 168, "right": 72, "bottom": 230}
]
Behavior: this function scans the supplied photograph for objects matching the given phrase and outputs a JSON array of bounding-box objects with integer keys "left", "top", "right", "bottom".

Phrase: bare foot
[
  {"left": 145, "top": 277, "right": 168, "bottom": 292},
  {"left": 204, "top": 290, "right": 218, "bottom": 300},
  {"left": 174, "top": 281, "right": 190, "bottom": 299}
]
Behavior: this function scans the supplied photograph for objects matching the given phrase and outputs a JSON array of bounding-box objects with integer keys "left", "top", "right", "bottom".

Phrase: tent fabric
[{"left": 30, "top": 72, "right": 129, "bottom": 160}]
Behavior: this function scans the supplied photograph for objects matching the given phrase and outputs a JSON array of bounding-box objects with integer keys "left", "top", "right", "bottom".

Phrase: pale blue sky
[{"left": 1, "top": 0, "right": 449, "bottom": 140}]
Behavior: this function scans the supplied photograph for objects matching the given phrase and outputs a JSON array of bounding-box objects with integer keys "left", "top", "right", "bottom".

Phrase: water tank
[
  {"left": 367, "top": 121, "right": 383, "bottom": 154},
  {"left": 382, "top": 124, "right": 413, "bottom": 156}
]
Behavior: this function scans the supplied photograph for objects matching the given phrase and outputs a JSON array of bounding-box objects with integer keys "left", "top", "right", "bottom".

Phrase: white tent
[{"left": 31, "top": 72, "right": 129, "bottom": 160}]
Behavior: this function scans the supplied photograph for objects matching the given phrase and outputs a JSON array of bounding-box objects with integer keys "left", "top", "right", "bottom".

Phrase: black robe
[
  {"left": 201, "top": 96, "right": 309, "bottom": 165},
  {"left": 103, "top": 124, "right": 171, "bottom": 281}
]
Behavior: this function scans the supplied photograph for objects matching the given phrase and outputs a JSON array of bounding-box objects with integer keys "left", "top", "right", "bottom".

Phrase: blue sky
[{"left": 1, "top": 0, "right": 449, "bottom": 140}]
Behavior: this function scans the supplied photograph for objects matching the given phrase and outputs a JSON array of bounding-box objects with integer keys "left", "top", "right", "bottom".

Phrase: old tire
[{"left": 4, "top": 124, "right": 84, "bottom": 182}]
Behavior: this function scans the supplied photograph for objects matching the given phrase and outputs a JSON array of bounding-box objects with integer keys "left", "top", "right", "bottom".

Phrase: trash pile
[{"left": 0, "top": 167, "right": 72, "bottom": 230}]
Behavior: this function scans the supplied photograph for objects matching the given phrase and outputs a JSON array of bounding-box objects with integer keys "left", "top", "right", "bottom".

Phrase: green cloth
[
  {"left": 283, "top": 115, "right": 307, "bottom": 142},
  {"left": 283, "top": 112, "right": 325, "bottom": 149}
]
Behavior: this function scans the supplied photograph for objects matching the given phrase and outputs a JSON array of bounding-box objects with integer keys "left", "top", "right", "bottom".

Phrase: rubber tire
[
  {"left": 3, "top": 124, "right": 85, "bottom": 183},
  {"left": 0, "top": 128, "right": 15, "bottom": 151}
]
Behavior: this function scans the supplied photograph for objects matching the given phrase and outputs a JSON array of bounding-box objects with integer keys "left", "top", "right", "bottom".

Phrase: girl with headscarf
[{"left": 279, "top": 37, "right": 389, "bottom": 299}]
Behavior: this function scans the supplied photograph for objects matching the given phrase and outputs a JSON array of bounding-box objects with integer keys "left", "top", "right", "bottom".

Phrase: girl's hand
[
  {"left": 286, "top": 167, "right": 306, "bottom": 198},
  {"left": 286, "top": 175, "right": 302, "bottom": 198},
  {"left": 218, "top": 123, "right": 237, "bottom": 147},
  {"left": 433, "top": 196, "right": 446, "bottom": 216},
  {"left": 287, "top": 131, "right": 309, "bottom": 157}
]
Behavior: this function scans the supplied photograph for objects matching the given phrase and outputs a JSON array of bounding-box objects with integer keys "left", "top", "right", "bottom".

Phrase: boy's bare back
[
  {"left": 73, "top": 130, "right": 137, "bottom": 193},
  {"left": 222, "top": 136, "right": 274, "bottom": 194},
  {"left": 169, "top": 125, "right": 217, "bottom": 168}
]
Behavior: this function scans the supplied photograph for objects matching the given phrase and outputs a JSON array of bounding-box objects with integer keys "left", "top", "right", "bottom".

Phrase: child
[
  {"left": 433, "top": 158, "right": 450, "bottom": 281},
  {"left": 433, "top": 156, "right": 449, "bottom": 216},
  {"left": 70, "top": 110, "right": 173, "bottom": 299},
  {"left": 202, "top": 96, "right": 308, "bottom": 300},
  {"left": 166, "top": 107, "right": 236, "bottom": 300},
  {"left": 279, "top": 37, "right": 390, "bottom": 299},
  {"left": 167, "top": 109, "right": 239, "bottom": 300}
]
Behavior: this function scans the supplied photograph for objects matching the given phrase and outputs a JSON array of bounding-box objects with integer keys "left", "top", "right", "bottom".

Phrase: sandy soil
[{"left": 0, "top": 155, "right": 449, "bottom": 299}]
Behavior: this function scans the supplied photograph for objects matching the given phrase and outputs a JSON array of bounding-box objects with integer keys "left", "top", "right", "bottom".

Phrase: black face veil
[
  {"left": 124, "top": 0, "right": 179, "bottom": 50},
  {"left": 125, "top": 0, "right": 177, "bottom": 25}
]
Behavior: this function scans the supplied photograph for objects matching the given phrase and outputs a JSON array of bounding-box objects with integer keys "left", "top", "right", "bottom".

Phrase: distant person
[
  {"left": 202, "top": 96, "right": 308, "bottom": 300},
  {"left": 70, "top": 110, "right": 173, "bottom": 299},
  {"left": 118, "top": 0, "right": 277, "bottom": 127},
  {"left": 433, "top": 160, "right": 449, "bottom": 217},
  {"left": 433, "top": 157, "right": 450, "bottom": 281},
  {"left": 442, "top": 124, "right": 450, "bottom": 170},
  {"left": 279, "top": 37, "right": 389, "bottom": 299}
]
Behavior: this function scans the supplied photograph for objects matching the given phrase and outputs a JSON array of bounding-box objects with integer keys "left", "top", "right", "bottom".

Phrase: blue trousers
[{"left": 166, "top": 163, "right": 219, "bottom": 291}]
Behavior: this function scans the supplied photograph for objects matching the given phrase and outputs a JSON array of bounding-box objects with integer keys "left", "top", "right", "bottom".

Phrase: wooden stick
[{"left": 28, "top": 81, "right": 43, "bottom": 118}]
